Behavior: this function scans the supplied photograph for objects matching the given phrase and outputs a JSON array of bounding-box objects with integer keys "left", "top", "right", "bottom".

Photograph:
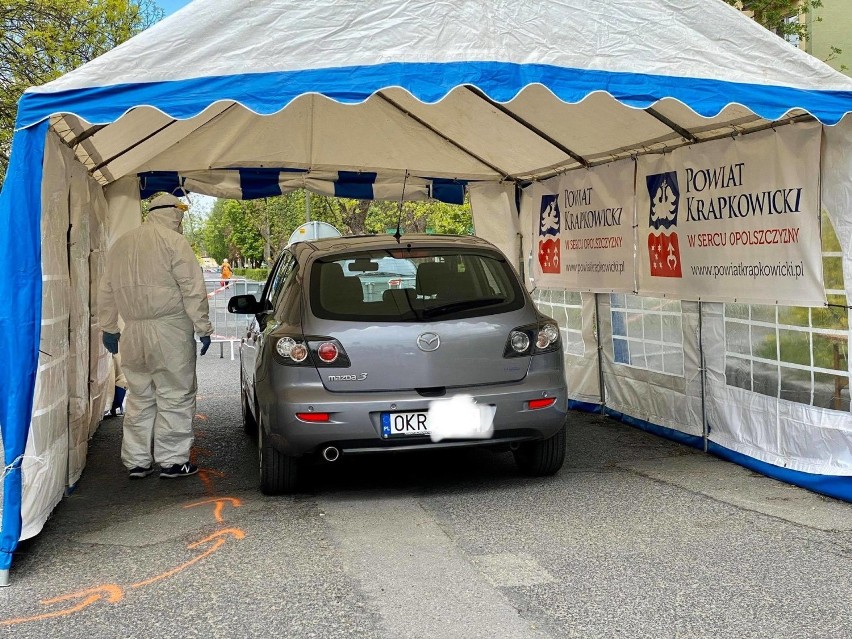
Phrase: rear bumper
[{"left": 256, "top": 367, "right": 567, "bottom": 457}]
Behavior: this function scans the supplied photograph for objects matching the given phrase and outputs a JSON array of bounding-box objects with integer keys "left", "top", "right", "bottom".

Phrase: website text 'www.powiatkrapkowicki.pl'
[
  {"left": 566, "top": 260, "right": 625, "bottom": 274},
  {"left": 690, "top": 260, "right": 804, "bottom": 280}
]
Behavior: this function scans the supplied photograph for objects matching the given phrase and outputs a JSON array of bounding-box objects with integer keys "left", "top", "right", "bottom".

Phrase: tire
[
  {"left": 513, "top": 423, "right": 567, "bottom": 476},
  {"left": 258, "top": 419, "right": 300, "bottom": 495}
]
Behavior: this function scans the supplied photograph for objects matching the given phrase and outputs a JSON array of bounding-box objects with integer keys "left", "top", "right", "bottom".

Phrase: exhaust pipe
[
  {"left": 322, "top": 446, "right": 341, "bottom": 462},
  {"left": 509, "top": 442, "right": 521, "bottom": 451}
]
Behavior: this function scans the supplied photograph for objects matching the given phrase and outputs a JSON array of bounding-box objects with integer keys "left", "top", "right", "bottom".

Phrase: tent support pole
[
  {"left": 376, "top": 92, "right": 515, "bottom": 180},
  {"left": 464, "top": 86, "right": 590, "bottom": 168},
  {"left": 644, "top": 107, "right": 698, "bottom": 143},
  {"left": 90, "top": 120, "right": 177, "bottom": 174},
  {"left": 595, "top": 293, "right": 606, "bottom": 413},
  {"left": 699, "top": 301, "right": 708, "bottom": 452}
]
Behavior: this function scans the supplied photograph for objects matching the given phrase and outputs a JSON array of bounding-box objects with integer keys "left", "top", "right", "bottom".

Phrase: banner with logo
[
  {"left": 636, "top": 123, "right": 824, "bottom": 305},
  {"left": 532, "top": 159, "right": 635, "bottom": 292}
]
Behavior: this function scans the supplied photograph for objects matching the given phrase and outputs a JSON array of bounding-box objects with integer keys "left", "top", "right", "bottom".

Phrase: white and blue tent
[{"left": 2, "top": 0, "right": 852, "bottom": 583}]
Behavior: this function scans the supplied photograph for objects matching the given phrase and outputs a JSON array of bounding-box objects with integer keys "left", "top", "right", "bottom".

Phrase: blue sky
[{"left": 156, "top": 0, "right": 193, "bottom": 17}]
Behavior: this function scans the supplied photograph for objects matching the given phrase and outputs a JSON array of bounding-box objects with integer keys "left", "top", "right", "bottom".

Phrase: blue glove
[
  {"left": 200, "top": 335, "right": 211, "bottom": 356},
  {"left": 102, "top": 332, "right": 120, "bottom": 355}
]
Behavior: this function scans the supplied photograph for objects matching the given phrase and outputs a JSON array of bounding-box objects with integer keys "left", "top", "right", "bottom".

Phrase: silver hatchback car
[{"left": 228, "top": 234, "right": 567, "bottom": 494}]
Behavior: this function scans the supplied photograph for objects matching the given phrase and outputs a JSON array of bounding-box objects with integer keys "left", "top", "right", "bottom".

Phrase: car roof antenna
[{"left": 393, "top": 171, "right": 409, "bottom": 244}]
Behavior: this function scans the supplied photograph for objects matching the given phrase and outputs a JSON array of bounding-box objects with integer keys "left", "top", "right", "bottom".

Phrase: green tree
[
  {"left": 727, "top": 1, "right": 808, "bottom": 36},
  {"left": 223, "top": 200, "right": 264, "bottom": 267},
  {"left": 0, "top": 0, "right": 162, "bottom": 182},
  {"left": 725, "top": 0, "right": 843, "bottom": 66},
  {"left": 201, "top": 200, "right": 230, "bottom": 264},
  {"left": 198, "top": 191, "right": 473, "bottom": 267}
]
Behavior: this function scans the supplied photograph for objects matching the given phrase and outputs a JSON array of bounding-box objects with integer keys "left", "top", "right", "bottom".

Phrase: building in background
[
  {"left": 738, "top": 1, "right": 850, "bottom": 76},
  {"left": 807, "top": 2, "right": 851, "bottom": 75}
]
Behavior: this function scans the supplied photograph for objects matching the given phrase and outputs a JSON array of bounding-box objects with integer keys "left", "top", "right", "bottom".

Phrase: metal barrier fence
[{"left": 204, "top": 278, "right": 264, "bottom": 359}]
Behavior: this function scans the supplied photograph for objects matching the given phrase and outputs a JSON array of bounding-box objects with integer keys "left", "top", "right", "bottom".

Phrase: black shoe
[
  {"left": 128, "top": 466, "right": 154, "bottom": 479},
  {"left": 159, "top": 462, "right": 199, "bottom": 478}
]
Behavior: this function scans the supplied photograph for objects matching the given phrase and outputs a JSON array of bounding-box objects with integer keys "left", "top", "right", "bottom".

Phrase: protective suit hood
[{"left": 147, "top": 193, "right": 185, "bottom": 232}]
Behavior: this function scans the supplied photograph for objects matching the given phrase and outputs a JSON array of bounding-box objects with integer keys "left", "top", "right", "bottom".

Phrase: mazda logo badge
[{"left": 417, "top": 332, "right": 441, "bottom": 352}]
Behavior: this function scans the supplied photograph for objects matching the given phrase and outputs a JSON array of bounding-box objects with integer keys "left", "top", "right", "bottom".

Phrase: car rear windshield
[{"left": 309, "top": 248, "right": 525, "bottom": 322}]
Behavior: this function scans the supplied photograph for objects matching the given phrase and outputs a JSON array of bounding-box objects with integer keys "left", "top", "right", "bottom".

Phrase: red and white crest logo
[
  {"left": 648, "top": 232, "right": 682, "bottom": 278},
  {"left": 537, "top": 194, "right": 560, "bottom": 274},
  {"left": 538, "top": 238, "right": 560, "bottom": 274}
]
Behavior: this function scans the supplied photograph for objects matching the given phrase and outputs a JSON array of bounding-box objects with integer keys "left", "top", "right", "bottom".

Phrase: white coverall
[{"left": 98, "top": 197, "right": 213, "bottom": 469}]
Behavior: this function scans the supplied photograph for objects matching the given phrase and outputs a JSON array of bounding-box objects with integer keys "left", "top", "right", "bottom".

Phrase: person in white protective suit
[{"left": 98, "top": 193, "right": 213, "bottom": 479}]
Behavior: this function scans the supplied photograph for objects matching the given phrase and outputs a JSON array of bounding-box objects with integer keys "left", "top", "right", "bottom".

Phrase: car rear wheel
[
  {"left": 258, "top": 418, "right": 300, "bottom": 495},
  {"left": 513, "top": 422, "right": 566, "bottom": 476}
]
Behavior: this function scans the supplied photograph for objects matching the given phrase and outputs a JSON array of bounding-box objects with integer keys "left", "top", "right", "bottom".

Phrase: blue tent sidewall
[
  {"left": 569, "top": 401, "right": 852, "bottom": 502},
  {"left": 0, "top": 120, "right": 47, "bottom": 570}
]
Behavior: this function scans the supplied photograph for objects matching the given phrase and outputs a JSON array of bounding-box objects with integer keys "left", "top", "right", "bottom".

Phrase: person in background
[
  {"left": 98, "top": 193, "right": 213, "bottom": 479},
  {"left": 220, "top": 258, "right": 233, "bottom": 288}
]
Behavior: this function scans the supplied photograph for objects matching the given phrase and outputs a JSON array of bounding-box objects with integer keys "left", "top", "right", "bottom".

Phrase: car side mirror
[{"left": 228, "top": 294, "right": 263, "bottom": 314}]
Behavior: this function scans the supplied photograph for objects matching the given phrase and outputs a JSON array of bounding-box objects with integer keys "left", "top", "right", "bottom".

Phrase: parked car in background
[{"left": 228, "top": 234, "right": 568, "bottom": 494}]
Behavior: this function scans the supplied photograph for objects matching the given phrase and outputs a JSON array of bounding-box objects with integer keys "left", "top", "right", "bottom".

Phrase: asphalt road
[{"left": 2, "top": 354, "right": 851, "bottom": 638}]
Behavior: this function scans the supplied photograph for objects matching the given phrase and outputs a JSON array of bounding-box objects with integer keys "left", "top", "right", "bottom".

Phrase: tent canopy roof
[
  {"left": 17, "top": 0, "right": 852, "bottom": 191},
  {"left": 31, "top": 0, "right": 852, "bottom": 96}
]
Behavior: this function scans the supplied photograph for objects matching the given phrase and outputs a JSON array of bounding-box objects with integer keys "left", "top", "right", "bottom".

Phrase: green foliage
[
  {"left": 225, "top": 200, "right": 265, "bottom": 266},
  {"left": 724, "top": 0, "right": 845, "bottom": 68},
  {"left": 196, "top": 190, "right": 473, "bottom": 267},
  {"left": 200, "top": 200, "right": 229, "bottom": 263},
  {"left": 359, "top": 198, "right": 473, "bottom": 236},
  {"left": 0, "top": 0, "right": 162, "bottom": 182},
  {"left": 233, "top": 268, "right": 270, "bottom": 282}
]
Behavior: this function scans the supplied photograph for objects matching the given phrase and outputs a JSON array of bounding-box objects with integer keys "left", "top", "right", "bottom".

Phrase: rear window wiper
[{"left": 422, "top": 297, "right": 506, "bottom": 317}]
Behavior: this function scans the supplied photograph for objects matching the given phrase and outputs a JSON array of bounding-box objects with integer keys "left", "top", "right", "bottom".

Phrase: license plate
[{"left": 381, "top": 411, "right": 429, "bottom": 438}]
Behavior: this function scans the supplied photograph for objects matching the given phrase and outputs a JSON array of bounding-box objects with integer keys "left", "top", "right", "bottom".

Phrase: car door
[
  {"left": 254, "top": 251, "right": 298, "bottom": 388},
  {"left": 242, "top": 251, "right": 293, "bottom": 401}
]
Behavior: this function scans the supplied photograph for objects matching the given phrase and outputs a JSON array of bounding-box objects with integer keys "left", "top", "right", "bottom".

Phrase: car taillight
[
  {"left": 290, "top": 342, "right": 309, "bottom": 362},
  {"left": 273, "top": 335, "right": 311, "bottom": 365},
  {"left": 276, "top": 336, "right": 298, "bottom": 358},
  {"left": 308, "top": 338, "right": 351, "bottom": 368},
  {"left": 317, "top": 342, "right": 339, "bottom": 363},
  {"left": 510, "top": 331, "right": 531, "bottom": 354},
  {"left": 504, "top": 322, "right": 561, "bottom": 358},
  {"left": 273, "top": 335, "right": 351, "bottom": 367},
  {"left": 536, "top": 323, "right": 560, "bottom": 351}
]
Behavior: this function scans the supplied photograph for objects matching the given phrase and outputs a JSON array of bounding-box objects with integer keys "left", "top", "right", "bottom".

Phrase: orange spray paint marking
[
  {"left": 185, "top": 497, "right": 242, "bottom": 523},
  {"left": 195, "top": 413, "right": 209, "bottom": 421},
  {"left": 192, "top": 446, "right": 214, "bottom": 459},
  {"left": 197, "top": 467, "right": 224, "bottom": 494},
  {"left": 0, "top": 584, "right": 124, "bottom": 627},
  {"left": 130, "top": 528, "right": 245, "bottom": 589}
]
